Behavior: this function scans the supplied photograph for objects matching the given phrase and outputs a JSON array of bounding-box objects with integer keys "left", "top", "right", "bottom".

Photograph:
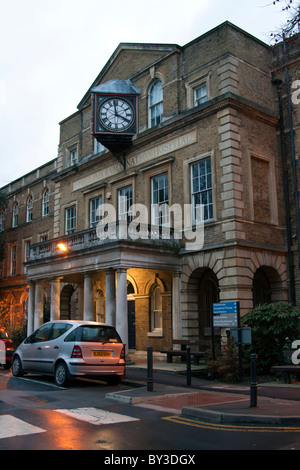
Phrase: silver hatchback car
[{"left": 12, "top": 320, "right": 125, "bottom": 387}]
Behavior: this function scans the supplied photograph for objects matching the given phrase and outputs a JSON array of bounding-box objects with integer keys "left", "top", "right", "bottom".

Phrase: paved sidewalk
[{"left": 106, "top": 360, "right": 300, "bottom": 425}]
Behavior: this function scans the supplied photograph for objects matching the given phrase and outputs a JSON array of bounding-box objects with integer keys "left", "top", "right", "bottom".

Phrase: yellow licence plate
[{"left": 92, "top": 351, "right": 111, "bottom": 357}]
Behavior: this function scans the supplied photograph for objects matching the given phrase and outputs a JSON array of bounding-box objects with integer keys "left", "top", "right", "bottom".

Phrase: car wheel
[
  {"left": 12, "top": 356, "right": 24, "bottom": 377},
  {"left": 54, "top": 362, "right": 69, "bottom": 387}
]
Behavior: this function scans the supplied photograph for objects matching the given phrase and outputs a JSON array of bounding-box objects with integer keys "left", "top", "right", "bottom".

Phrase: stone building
[{"left": 1, "top": 21, "right": 298, "bottom": 358}]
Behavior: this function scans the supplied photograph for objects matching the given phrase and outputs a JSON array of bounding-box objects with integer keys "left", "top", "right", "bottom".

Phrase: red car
[{"left": 0, "top": 328, "right": 14, "bottom": 369}]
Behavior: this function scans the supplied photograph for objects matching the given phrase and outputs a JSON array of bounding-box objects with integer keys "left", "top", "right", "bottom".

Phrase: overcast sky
[{"left": 0, "top": 0, "right": 291, "bottom": 186}]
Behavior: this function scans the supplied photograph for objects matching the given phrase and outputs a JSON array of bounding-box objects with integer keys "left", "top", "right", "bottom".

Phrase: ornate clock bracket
[{"left": 112, "top": 151, "right": 126, "bottom": 170}]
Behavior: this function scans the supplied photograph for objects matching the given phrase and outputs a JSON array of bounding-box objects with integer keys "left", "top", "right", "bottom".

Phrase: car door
[
  {"left": 39, "top": 323, "right": 72, "bottom": 373},
  {"left": 21, "top": 323, "right": 53, "bottom": 372}
]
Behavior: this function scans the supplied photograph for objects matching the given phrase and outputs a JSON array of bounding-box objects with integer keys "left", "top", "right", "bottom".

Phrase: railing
[{"left": 29, "top": 221, "right": 181, "bottom": 261}]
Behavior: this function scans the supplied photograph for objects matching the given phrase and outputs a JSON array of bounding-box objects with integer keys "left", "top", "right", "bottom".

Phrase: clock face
[{"left": 98, "top": 97, "right": 135, "bottom": 132}]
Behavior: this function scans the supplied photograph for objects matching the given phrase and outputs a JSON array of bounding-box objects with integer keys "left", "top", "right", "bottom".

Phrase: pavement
[{"left": 106, "top": 359, "right": 300, "bottom": 425}]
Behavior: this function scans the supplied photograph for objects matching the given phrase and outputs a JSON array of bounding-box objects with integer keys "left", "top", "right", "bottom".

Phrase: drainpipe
[
  {"left": 273, "top": 77, "right": 296, "bottom": 305},
  {"left": 283, "top": 36, "right": 300, "bottom": 271}
]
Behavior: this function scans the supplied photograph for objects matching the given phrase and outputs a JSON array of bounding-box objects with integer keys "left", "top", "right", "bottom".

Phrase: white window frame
[
  {"left": 70, "top": 149, "right": 78, "bottom": 166},
  {"left": 148, "top": 80, "right": 163, "bottom": 128},
  {"left": 150, "top": 284, "right": 163, "bottom": 333},
  {"left": 12, "top": 202, "right": 18, "bottom": 228},
  {"left": 11, "top": 244, "right": 17, "bottom": 276},
  {"left": 118, "top": 185, "right": 133, "bottom": 221},
  {"left": 65, "top": 205, "right": 76, "bottom": 235},
  {"left": 151, "top": 173, "right": 169, "bottom": 226},
  {"left": 24, "top": 239, "right": 31, "bottom": 274},
  {"left": 26, "top": 196, "right": 33, "bottom": 223},
  {"left": 89, "top": 196, "right": 102, "bottom": 228},
  {"left": 191, "top": 157, "right": 213, "bottom": 223},
  {"left": 42, "top": 189, "right": 49, "bottom": 217},
  {"left": 194, "top": 83, "right": 207, "bottom": 106}
]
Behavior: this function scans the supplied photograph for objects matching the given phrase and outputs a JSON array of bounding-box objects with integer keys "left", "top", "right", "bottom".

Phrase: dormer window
[{"left": 194, "top": 84, "right": 207, "bottom": 106}]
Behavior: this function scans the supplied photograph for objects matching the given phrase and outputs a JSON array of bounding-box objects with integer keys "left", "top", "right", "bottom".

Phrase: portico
[{"left": 26, "top": 223, "right": 181, "bottom": 355}]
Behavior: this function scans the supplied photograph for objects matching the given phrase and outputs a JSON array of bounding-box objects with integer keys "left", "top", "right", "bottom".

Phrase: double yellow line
[{"left": 163, "top": 415, "right": 300, "bottom": 433}]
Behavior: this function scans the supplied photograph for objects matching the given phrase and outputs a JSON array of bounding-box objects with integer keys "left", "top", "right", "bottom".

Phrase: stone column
[
  {"left": 50, "top": 277, "right": 62, "bottom": 322},
  {"left": 27, "top": 281, "right": 35, "bottom": 336},
  {"left": 116, "top": 268, "right": 128, "bottom": 352},
  {"left": 34, "top": 280, "right": 44, "bottom": 330},
  {"left": 172, "top": 271, "right": 182, "bottom": 344},
  {"left": 105, "top": 269, "right": 116, "bottom": 326},
  {"left": 83, "top": 273, "right": 94, "bottom": 321}
]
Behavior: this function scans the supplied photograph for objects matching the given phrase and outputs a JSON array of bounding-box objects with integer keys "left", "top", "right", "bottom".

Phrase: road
[{"left": 0, "top": 367, "right": 300, "bottom": 452}]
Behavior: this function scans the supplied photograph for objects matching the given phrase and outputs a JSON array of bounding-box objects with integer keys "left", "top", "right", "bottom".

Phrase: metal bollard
[
  {"left": 186, "top": 346, "right": 191, "bottom": 387},
  {"left": 147, "top": 346, "right": 154, "bottom": 392},
  {"left": 250, "top": 353, "right": 258, "bottom": 408}
]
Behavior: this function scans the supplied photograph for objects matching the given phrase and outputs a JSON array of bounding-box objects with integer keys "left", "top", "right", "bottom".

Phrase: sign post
[{"left": 212, "top": 301, "right": 243, "bottom": 382}]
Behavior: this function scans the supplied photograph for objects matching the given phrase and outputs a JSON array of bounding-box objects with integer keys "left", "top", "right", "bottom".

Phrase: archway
[
  {"left": 252, "top": 266, "right": 284, "bottom": 307},
  {"left": 60, "top": 285, "right": 75, "bottom": 320},
  {"left": 127, "top": 281, "right": 136, "bottom": 349},
  {"left": 187, "top": 268, "right": 219, "bottom": 340}
]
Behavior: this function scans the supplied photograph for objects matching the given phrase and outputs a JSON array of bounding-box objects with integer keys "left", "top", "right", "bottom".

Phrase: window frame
[
  {"left": 148, "top": 80, "right": 163, "bottom": 128},
  {"left": 190, "top": 157, "right": 213, "bottom": 223},
  {"left": 65, "top": 205, "right": 76, "bottom": 235},
  {"left": 42, "top": 189, "right": 50, "bottom": 217},
  {"left": 89, "top": 196, "right": 102, "bottom": 228},
  {"left": 12, "top": 202, "right": 18, "bottom": 228},
  {"left": 26, "top": 195, "right": 33, "bottom": 223},
  {"left": 151, "top": 172, "right": 169, "bottom": 226},
  {"left": 118, "top": 185, "right": 133, "bottom": 222}
]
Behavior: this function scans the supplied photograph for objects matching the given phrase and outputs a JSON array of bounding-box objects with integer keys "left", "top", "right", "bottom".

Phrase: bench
[
  {"left": 271, "top": 350, "right": 300, "bottom": 384},
  {"left": 161, "top": 339, "right": 210, "bottom": 365}
]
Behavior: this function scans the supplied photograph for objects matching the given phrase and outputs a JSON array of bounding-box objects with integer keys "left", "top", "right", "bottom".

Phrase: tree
[
  {"left": 271, "top": 0, "right": 300, "bottom": 41},
  {"left": 242, "top": 302, "right": 300, "bottom": 374}
]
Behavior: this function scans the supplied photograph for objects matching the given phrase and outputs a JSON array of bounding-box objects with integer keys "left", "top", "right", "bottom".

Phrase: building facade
[{"left": 1, "top": 22, "right": 298, "bottom": 357}]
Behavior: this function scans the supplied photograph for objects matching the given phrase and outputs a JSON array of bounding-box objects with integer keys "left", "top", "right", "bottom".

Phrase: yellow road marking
[{"left": 163, "top": 416, "right": 300, "bottom": 433}]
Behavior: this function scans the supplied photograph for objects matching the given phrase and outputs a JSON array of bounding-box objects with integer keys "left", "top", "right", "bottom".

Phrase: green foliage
[{"left": 242, "top": 302, "right": 300, "bottom": 374}]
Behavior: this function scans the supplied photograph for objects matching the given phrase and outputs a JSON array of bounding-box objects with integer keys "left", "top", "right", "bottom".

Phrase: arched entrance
[
  {"left": 60, "top": 285, "right": 75, "bottom": 320},
  {"left": 252, "top": 266, "right": 284, "bottom": 307},
  {"left": 187, "top": 268, "right": 219, "bottom": 340}
]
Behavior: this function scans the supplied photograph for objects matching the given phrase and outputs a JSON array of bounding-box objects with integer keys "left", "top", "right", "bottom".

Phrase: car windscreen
[{"left": 66, "top": 325, "right": 122, "bottom": 343}]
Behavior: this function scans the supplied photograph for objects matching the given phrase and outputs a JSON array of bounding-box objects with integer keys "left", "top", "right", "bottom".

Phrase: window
[
  {"left": 191, "top": 158, "right": 213, "bottom": 222},
  {"left": 118, "top": 186, "right": 133, "bottom": 221},
  {"left": 24, "top": 240, "right": 31, "bottom": 274},
  {"left": 42, "top": 189, "right": 49, "bottom": 217},
  {"left": 150, "top": 285, "right": 162, "bottom": 333},
  {"left": 94, "top": 139, "right": 105, "bottom": 154},
  {"left": 0, "top": 210, "right": 5, "bottom": 232},
  {"left": 11, "top": 244, "right": 17, "bottom": 276},
  {"left": 149, "top": 80, "right": 163, "bottom": 127},
  {"left": 65, "top": 206, "right": 76, "bottom": 235},
  {"left": 194, "top": 84, "right": 207, "bottom": 106},
  {"left": 70, "top": 149, "right": 78, "bottom": 166},
  {"left": 12, "top": 203, "right": 18, "bottom": 228},
  {"left": 26, "top": 196, "right": 33, "bottom": 222},
  {"left": 151, "top": 173, "right": 169, "bottom": 226},
  {"left": 40, "top": 235, "right": 48, "bottom": 243},
  {"left": 90, "top": 196, "right": 102, "bottom": 228}
]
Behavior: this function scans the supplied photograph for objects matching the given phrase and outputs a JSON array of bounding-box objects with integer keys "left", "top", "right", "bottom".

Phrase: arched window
[
  {"left": 148, "top": 80, "right": 163, "bottom": 128},
  {"left": 150, "top": 284, "right": 162, "bottom": 333},
  {"left": 42, "top": 189, "right": 49, "bottom": 217},
  {"left": 12, "top": 202, "right": 18, "bottom": 228},
  {"left": 26, "top": 196, "right": 33, "bottom": 222}
]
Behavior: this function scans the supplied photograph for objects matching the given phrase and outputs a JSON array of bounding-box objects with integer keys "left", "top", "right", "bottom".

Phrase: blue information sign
[{"left": 212, "top": 302, "right": 239, "bottom": 327}]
